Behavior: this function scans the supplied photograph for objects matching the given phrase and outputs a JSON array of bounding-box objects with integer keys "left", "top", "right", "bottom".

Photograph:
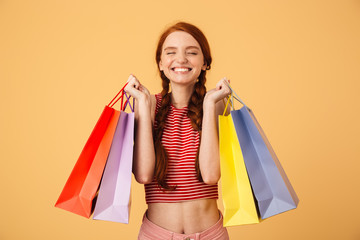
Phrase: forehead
[{"left": 162, "top": 31, "right": 201, "bottom": 49}]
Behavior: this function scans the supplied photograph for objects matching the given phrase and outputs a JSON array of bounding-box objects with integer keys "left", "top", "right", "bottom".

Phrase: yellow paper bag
[{"left": 219, "top": 111, "right": 260, "bottom": 226}]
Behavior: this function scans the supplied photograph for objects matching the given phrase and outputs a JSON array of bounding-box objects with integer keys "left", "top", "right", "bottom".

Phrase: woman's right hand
[
  {"left": 125, "top": 75, "right": 155, "bottom": 184},
  {"left": 124, "top": 74, "right": 150, "bottom": 102}
]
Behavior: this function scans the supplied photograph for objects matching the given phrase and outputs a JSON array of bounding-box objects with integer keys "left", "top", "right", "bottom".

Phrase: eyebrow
[{"left": 163, "top": 46, "right": 200, "bottom": 51}]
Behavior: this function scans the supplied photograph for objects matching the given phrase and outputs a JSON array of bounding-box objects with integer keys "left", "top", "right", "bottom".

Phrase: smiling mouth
[{"left": 171, "top": 67, "right": 192, "bottom": 72}]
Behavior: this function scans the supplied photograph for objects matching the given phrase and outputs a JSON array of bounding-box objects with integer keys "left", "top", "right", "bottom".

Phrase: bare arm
[
  {"left": 125, "top": 74, "right": 156, "bottom": 184},
  {"left": 198, "top": 78, "right": 231, "bottom": 184}
]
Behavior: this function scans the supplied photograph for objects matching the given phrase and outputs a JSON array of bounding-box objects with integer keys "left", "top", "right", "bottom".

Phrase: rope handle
[
  {"left": 107, "top": 82, "right": 135, "bottom": 112},
  {"left": 122, "top": 91, "right": 134, "bottom": 112},
  {"left": 225, "top": 82, "right": 247, "bottom": 107},
  {"left": 222, "top": 82, "right": 250, "bottom": 116},
  {"left": 222, "top": 97, "right": 233, "bottom": 116},
  {"left": 108, "top": 83, "right": 128, "bottom": 107}
]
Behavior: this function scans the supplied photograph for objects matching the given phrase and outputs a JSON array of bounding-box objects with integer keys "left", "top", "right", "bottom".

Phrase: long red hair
[{"left": 154, "top": 22, "right": 212, "bottom": 190}]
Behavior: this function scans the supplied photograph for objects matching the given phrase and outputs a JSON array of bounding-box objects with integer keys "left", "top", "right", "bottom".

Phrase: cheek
[
  {"left": 161, "top": 58, "right": 172, "bottom": 68},
  {"left": 191, "top": 55, "right": 205, "bottom": 65}
]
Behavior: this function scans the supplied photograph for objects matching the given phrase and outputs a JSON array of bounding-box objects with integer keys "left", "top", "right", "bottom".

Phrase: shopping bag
[
  {"left": 219, "top": 97, "right": 260, "bottom": 227},
  {"left": 93, "top": 92, "right": 135, "bottom": 223},
  {"left": 229, "top": 87, "right": 299, "bottom": 219},
  {"left": 55, "top": 85, "right": 128, "bottom": 218}
]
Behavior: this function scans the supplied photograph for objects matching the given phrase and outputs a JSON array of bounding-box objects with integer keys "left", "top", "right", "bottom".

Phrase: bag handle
[
  {"left": 107, "top": 83, "right": 135, "bottom": 112},
  {"left": 122, "top": 91, "right": 135, "bottom": 112},
  {"left": 222, "top": 83, "right": 250, "bottom": 116},
  {"left": 226, "top": 83, "right": 247, "bottom": 107},
  {"left": 108, "top": 83, "right": 128, "bottom": 107}
]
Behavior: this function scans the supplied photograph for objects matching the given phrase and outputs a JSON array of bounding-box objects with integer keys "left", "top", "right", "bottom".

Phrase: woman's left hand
[
  {"left": 199, "top": 77, "right": 231, "bottom": 184},
  {"left": 204, "top": 77, "right": 232, "bottom": 106}
]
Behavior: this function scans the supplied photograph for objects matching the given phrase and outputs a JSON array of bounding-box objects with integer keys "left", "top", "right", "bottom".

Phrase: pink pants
[{"left": 138, "top": 210, "right": 229, "bottom": 240}]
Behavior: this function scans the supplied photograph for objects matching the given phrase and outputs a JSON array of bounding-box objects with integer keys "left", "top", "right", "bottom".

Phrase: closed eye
[{"left": 166, "top": 52, "right": 175, "bottom": 55}]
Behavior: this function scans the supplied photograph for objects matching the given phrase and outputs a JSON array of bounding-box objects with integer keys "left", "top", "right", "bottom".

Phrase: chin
[
  {"left": 164, "top": 72, "right": 201, "bottom": 85},
  {"left": 169, "top": 77, "right": 197, "bottom": 85}
]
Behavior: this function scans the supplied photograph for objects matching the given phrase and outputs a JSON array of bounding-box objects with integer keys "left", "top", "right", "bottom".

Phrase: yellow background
[{"left": 1, "top": 0, "right": 359, "bottom": 239}]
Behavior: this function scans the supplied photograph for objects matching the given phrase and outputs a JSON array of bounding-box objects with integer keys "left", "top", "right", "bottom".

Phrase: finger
[
  {"left": 219, "top": 84, "right": 231, "bottom": 97},
  {"left": 216, "top": 78, "right": 225, "bottom": 89},
  {"left": 124, "top": 85, "right": 142, "bottom": 99},
  {"left": 127, "top": 75, "right": 141, "bottom": 89},
  {"left": 139, "top": 84, "right": 150, "bottom": 95},
  {"left": 221, "top": 77, "right": 231, "bottom": 92},
  {"left": 125, "top": 80, "right": 139, "bottom": 98},
  {"left": 216, "top": 77, "right": 228, "bottom": 90},
  {"left": 127, "top": 74, "right": 136, "bottom": 83},
  {"left": 222, "top": 80, "right": 231, "bottom": 94}
]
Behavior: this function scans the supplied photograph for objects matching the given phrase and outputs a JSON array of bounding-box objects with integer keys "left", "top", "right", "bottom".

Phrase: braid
[
  {"left": 187, "top": 71, "right": 207, "bottom": 182},
  {"left": 154, "top": 72, "right": 175, "bottom": 190}
]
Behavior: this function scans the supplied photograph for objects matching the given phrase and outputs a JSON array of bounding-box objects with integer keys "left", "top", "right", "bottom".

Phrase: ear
[
  {"left": 201, "top": 62, "right": 207, "bottom": 71},
  {"left": 159, "top": 60, "right": 164, "bottom": 71}
]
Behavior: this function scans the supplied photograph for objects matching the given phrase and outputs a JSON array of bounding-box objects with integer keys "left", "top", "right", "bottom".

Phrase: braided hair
[{"left": 154, "top": 22, "right": 212, "bottom": 190}]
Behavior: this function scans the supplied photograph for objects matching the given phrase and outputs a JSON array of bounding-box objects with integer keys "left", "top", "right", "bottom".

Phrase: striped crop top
[{"left": 144, "top": 93, "right": 218, "bottom": 203}]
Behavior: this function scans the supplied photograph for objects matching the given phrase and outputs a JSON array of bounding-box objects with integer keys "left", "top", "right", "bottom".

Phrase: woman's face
[{"left": 159, "top": 31, "right": 207, "bottom": 86}]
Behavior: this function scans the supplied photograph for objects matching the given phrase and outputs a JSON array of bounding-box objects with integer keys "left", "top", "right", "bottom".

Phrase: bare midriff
[{"left": 146, "top": 198, "right": 220, "bottom": 234}]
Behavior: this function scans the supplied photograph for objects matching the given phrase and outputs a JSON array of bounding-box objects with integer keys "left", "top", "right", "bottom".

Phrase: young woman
[{"left": 125, "top": 21, "right": 231, "bottom": 240}]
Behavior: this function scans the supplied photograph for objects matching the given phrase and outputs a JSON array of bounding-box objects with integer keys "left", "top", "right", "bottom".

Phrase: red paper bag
[{"left": 55, "top": 87, "right": 127, "bottom": 218}]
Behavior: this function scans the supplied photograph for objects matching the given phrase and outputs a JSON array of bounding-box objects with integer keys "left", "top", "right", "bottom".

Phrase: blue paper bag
[{"left": 229, "top": 89, "right": 299, "bottom": 219}]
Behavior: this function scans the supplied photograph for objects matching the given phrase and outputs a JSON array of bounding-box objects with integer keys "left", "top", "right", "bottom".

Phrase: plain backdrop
[{"left": 0, "top": 0, "right": 359, "bottom": 239}]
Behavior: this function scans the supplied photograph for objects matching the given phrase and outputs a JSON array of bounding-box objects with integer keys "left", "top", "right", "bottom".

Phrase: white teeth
[{"left": 173, "top": 68, "right": 190, "bottom": 72}]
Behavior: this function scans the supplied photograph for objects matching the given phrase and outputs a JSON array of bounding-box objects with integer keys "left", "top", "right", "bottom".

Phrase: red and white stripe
[{"left": 145, "top": 94, "right": 218, "bottom": 203}]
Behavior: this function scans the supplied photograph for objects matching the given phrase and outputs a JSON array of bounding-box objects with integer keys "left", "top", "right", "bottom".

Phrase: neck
[{"left": 170, "top": 83, "right": 195, "bottom": 109}]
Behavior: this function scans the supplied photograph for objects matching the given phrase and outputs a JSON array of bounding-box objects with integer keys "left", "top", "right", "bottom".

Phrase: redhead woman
[{"left": 125, "top": 22, "right": 231, "bottom": 240}]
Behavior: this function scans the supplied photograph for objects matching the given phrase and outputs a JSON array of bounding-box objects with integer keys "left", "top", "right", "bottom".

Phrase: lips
[{"left": 171, "top": 67, "right": 192, "bottom": 72}]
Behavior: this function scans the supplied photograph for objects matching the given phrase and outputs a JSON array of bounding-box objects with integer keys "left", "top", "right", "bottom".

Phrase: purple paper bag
[{"left": 93, "top": 110, "right": 134, "bottom": 223}]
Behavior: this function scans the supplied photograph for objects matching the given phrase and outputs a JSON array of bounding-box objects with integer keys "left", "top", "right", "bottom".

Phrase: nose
[{"left": 176, "top": 52, "right": 188, "bottom": 63}]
